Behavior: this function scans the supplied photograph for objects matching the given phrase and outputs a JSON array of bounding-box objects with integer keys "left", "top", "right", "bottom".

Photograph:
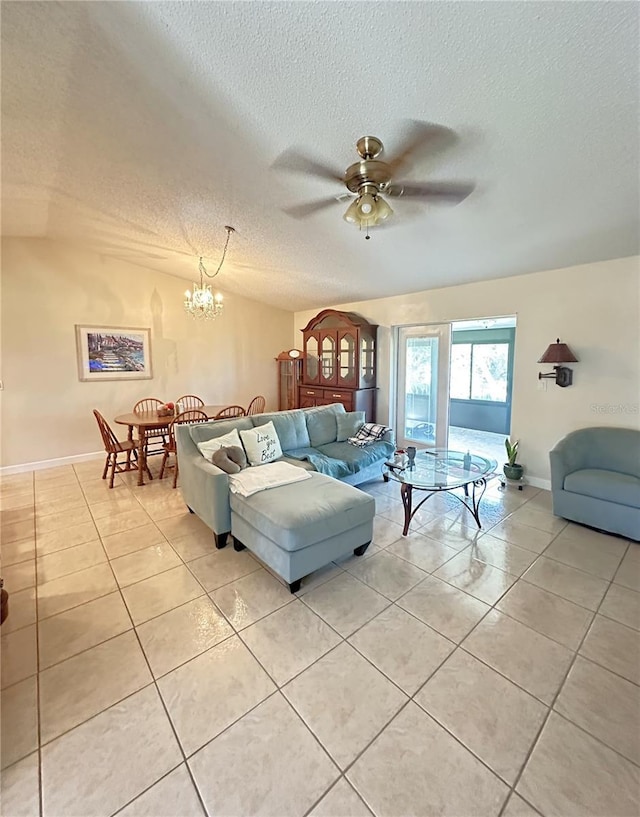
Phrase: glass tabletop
[{"left": 386, "top": 448, "right": 497, "bottom": 490}]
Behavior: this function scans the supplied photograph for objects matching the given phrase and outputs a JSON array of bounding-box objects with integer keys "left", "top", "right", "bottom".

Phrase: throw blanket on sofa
[
  {"left": 284, "top": 447, "right": 352, "bottom": 480},
  {"left": 228, "top": 462, "right": 312, "bottom": 497}
]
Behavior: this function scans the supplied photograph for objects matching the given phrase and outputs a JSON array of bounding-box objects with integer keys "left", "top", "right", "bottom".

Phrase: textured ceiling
[{"left": 2, "top": 1, "right": 638, "bottom": 310}]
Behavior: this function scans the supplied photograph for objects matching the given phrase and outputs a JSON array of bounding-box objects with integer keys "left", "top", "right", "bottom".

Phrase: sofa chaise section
[{"left": 175, "top": 402, "right": 393, "bottom": 553}]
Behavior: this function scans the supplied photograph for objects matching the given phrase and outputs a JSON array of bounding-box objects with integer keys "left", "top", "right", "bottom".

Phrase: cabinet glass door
[
  {"left": 360, "top": 332, "right": 375, "bottom": 387},
  {"left": 396, "top": 324, "right": 451, "bottom": 450},
  {"left": 319, "top": 331, "right": 337, "bottom": 385},
  {"left": 338, "top": 330, "right": 357, "bottom": 387},
  {"left": 304, "top": 333, "right": 319, "bottom": 384},
  {"left": 278, "top": 361, "right": 296, "bottom": 411}
]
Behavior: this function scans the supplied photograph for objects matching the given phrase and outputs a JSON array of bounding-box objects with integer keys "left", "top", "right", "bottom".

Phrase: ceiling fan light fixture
[{"left": 343, "top": 199, "right": 360, "bottom": 224}]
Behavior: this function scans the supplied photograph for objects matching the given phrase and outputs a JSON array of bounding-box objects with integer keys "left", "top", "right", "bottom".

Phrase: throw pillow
[
  {"left": 348, "top": 422, "right": 392, "bottom": 448},
  {"left": 239, "top": 420, "right": 283, "bottom": 466},
  {"left": 196, "top": 427, "right": 242, "bottom": 459},
  {"left": 211, "top": 445, "right": 248, "bottom": 474},
  {"left": 336, "top": 411, "right": 366, "bottom": 442}
]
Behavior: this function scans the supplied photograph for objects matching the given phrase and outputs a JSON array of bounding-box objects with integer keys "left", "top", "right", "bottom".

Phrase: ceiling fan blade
[
  {"left": 387, "top": 120, "right": 459, "bottom": 175},
  {"left": 283, "top": 197, "right": 343, "bottom": 219},
  {"left": 272, "top": 149, "right": 344, "bottom": 183},
  {"left": 385, "top": 181, "right": 475, "bottom": 203}
]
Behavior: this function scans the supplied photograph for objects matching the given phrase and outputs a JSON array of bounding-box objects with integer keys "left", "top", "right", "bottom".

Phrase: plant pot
[{"left": 503, "top": 463, "right": 524, "bottom": 481}]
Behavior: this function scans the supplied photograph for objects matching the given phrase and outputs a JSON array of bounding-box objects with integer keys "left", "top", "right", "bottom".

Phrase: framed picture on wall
[{"left": 75, "top": 325, "right": 153, "bottom": 381}]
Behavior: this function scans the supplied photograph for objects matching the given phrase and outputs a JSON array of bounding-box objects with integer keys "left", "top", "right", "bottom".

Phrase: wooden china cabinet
[{"left": 299, "top": 309, "right": 377, "bottom": 422}]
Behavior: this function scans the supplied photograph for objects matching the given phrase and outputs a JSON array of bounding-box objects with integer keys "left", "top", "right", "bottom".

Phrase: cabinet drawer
[
  {"left": 300, "top": 387, "right": 323, "bottom": 398},
  {"left": 323, "top": 389, "right": 351, "bottom": 402},
  {"left": 323, "top": 391, "right": 354, "bottom": 411}
]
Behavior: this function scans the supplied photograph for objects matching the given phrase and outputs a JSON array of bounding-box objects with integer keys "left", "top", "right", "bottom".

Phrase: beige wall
[
  {"left": 1, "top": 238, "right": 293, "bottom": 468},
  {"left": 295, "top": 256, "right": 640, "bottom": 486}
]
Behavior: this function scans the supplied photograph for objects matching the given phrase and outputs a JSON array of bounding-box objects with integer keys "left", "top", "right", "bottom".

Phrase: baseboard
[
  {"left": 525, "top": 476, "right": 552, "bottom": 491},
  {"left": 0, "top": 451, "right": 105, "bottom": 475}
]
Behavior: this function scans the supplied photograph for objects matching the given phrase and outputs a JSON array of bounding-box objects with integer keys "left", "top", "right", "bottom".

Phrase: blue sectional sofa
[
  {"left": 549, "top": 427, "right": 640, "bottom": 541},
  {"left": 175, "top": 403, "right": 394, "bottom": 548}
]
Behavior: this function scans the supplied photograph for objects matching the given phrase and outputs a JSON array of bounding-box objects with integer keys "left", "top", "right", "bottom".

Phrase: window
[
  {"left": 450, "top": 341, "right": 509, "bottom": 402},
  {"left": 450, "top": 344, "right": 471, "bottom": 399}
]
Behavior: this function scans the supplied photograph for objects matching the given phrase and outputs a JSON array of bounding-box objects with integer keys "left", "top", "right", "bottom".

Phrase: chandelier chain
[{"left": 199, "top": 225, "right": 235, "bottom": 280}]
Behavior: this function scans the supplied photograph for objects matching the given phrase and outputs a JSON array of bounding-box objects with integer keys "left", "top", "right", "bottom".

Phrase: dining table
[{"left": 114, "top": 405, "right": 228, "bottom": 486}]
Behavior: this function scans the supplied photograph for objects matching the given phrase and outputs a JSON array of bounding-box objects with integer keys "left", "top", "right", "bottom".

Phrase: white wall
[
  {"left": 1, "top": 238, "right": 293, "bottom": 468},
  {"left": 295, "top": 256, "right": 640, "bottom": 485}
]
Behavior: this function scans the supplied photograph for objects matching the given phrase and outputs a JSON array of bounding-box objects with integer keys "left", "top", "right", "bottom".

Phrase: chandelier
[{"left": 184, "top": 226, "right": 235, "bottom": 319}]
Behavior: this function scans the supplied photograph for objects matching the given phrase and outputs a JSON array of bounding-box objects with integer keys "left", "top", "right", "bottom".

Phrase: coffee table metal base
[{"left": 400, "top": 477, "right": 490, "bottom": 535}]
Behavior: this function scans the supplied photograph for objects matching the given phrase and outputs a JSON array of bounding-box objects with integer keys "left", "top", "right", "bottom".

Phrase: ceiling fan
[{"left": 273, "top": 120, "right": 475, "bottom": 238}]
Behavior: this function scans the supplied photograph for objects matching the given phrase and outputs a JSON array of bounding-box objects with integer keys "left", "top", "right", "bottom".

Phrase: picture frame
[{"left": 75, "top": 325, "right": 153, "bottom": 382}]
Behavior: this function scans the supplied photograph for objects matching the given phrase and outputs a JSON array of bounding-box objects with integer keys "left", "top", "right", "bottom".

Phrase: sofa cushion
[
  {"left": 336, "top": 411, "right": 365, "bottom": 442},
  {"left": 317, "top": 440, "right": 396, "bottom": 473},
  {"left": 230, "top": 473, "right": 375, "bottom": 552},
  {"left": 564, "top": 468, "right": 640, "bottom": 509},
  {"left": 304, "top": 403, "right": 346, "bottom": 447},
  {"left": 189, "top": 417, "right": 254, "bottom": 444},
  {"left": 252, "top": 410, "right": 310, "bottom": 451}
]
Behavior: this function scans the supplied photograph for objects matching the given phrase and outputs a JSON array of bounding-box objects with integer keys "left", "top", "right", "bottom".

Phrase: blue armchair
[{"left": 549, "top": 427, "right": 640, "bottom": 541}]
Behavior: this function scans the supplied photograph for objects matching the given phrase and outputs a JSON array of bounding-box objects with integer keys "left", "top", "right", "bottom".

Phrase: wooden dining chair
[
  {"left": 175, "top": 394, "right": 205, "bottom": 411},
  {"left": 93, "top": 410, "right": 151, "bottom": 488},
  {"left": 160, "top": 410, "right": 209, "bottom": 488},
  {"left": 214, "top": 405, "right": 246, "bottom": 420},
  {"left": 133, "top": 397, "right": 167, "bottom": 457},
  {"left": 133, "top": 397, "right": 165, "bottom": 413},
  {"left": 246, "top": 395, "right": 266, "bottom": 416}
]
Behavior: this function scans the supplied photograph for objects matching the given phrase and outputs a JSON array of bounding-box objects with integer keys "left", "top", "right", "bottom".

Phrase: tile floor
[{"left": 1, "top": 461, "right": 639, "bottom": 817}]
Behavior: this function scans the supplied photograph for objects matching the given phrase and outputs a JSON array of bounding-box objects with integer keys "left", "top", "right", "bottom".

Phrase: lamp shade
[
  {"left": 538, "top": 338, "right": 578, "bottom": 364},
  {"left": 343, "top": 199, "right": 360, "bottom": 223},
  {"left": 375, "top": 196, "right": 394, "bottom": 222}
]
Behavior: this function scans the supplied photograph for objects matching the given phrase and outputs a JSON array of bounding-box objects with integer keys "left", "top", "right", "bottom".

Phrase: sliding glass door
[{"left": 395, "top": 324, "right": 451, "bottom": 450}]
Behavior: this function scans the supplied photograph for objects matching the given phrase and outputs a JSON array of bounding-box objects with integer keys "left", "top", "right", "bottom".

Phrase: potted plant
[{"left": 504, "top": 438, "right": 523, "bottom": 481}]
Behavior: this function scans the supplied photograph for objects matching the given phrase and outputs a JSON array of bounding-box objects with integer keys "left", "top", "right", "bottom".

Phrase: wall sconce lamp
[{"left": 538, "top": 338, "right": 579, "bottom": 387}]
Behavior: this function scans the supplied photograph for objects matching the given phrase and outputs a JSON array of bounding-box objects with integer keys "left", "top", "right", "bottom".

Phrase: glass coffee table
[{"left": 385, "top": 449, "right": 497, "bottom": 535}]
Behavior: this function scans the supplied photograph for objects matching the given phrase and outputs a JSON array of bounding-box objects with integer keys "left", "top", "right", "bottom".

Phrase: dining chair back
[
  {"left": 175, "top": 394, "right": 205, "bottom": 411},
  {"left": 246, "top": 395, "right": 266, "bottom": 416},
  {"left": 214, "top": 405, "right": 246, "bottom": 420},
  {"left": 133, "top": 397, "right": 164, "bottom": 413},
  {"left": 93, "top": 409, "right": 150, "bottom": 488},
  {"left": 133, "top": 397, "right": 167, "bottom": 456},
  {"left": 160, "top": 410, "right": 209, "bottom": 488}
]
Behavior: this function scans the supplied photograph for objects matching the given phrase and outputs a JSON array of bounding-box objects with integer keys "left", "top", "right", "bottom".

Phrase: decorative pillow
[
  {"left": 305, "top": 403, "right": 346, "bottom": 447},
  {"left": 239, "top": 420, "right": 283, "bottom": 466},
  {"left": 336, "top": 411, "right": 366, "bottom": 442},
  {"left": 196, "top": 427, "right": 242, "bottom": 459},
  {"left": 211, "top": 445, "right": 248, "bottom": 474},
  {"left": 348, "top": 422, "right": 392, "bottom": 448}
]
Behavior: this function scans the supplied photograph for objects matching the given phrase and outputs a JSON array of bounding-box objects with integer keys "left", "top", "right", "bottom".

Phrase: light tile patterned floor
[{"left": 1, "top": 462, "right": 639, "bottom": 817}]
